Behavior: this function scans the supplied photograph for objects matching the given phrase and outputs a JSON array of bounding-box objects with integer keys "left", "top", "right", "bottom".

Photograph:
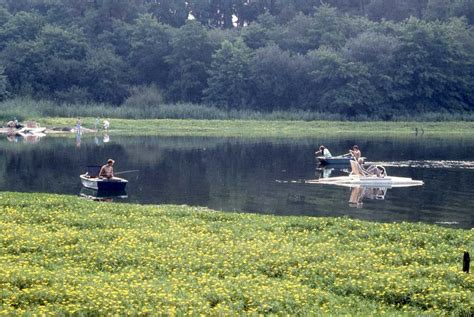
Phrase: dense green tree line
[{"left": 0, "top": 0, "right": 473, "bottom": 118}]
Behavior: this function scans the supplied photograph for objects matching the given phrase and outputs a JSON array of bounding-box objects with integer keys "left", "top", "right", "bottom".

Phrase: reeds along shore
[{"left": 1, "top": 97, "right": 474, "bottom": 123}]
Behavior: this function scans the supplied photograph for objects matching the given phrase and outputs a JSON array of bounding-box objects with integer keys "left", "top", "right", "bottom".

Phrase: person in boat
[
  {"left": 315, "top": 145, "right": 332, "bottom": 158},
  {"left": 99, "top": 159, "right": 115, "bottom": 179},
  {"left": 349, "top": 145, "right": 362, "bottom": 161}
]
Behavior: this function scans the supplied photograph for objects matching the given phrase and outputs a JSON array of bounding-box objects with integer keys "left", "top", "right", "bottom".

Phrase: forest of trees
[{"left": 0, "top": 0, "right": 473, "bottom": 119}]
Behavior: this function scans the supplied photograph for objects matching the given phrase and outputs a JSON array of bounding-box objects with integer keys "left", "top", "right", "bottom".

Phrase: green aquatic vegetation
[{"left": 0, "top": 192, "right": 472, "bottom": 315}]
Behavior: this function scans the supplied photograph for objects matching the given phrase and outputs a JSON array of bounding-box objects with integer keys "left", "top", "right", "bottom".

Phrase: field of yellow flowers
[{"left": 0, "top": 192, "right": 472, "bottom": 315}]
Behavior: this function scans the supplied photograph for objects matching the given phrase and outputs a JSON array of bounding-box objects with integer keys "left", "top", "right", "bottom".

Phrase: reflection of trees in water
[{"left": 0, "top": 138, "right": 128, "bottom": 193}]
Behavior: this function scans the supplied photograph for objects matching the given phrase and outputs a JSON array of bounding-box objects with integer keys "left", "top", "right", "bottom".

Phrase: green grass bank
[
  {"left": 39, "top": 117, "right": 474, "bottom": 137},
  {"left": 0, "top": 192, "right": 472, "bottom": 315}
]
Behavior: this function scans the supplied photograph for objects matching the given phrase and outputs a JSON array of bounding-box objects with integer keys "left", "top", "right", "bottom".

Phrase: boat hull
[
  {"left": 80, "top": 187, "right": 128, "bottom": 200},
  {"left": 80, "top": 174, "right": 128, "bottom": 191}
]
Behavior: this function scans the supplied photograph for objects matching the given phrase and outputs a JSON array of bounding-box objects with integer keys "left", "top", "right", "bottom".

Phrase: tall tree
[
  {"left": 128, "top": 14, "right": 172, "bottom": 86},
  {"left": 166, "top": 21, "right": 214, "bottom": 103},
  {"left": 34, "top": 25, "right": 89, "bottom": 98},
  {"left": 392, "top": 18, "right": 474, "bottom": 113},
  {"left": 366, "top": 0, "right": 428, "bottom": 22},
  {"left": 241, "top": 13, "right": 276, "bottom": 49},
  {"left": 250, "top": 44, "right": 311, "bottom": 110},
  {"left": 0, "top": 6, "right": 12, "bottom": 27},
  {"left": 204, "top": 39, "right": 253, "bottom": 109},
  {"left": 452, "top": 0, "right": 474, "bottom": 24},
  {"left": 273, "top": 6, "right": 366, "bottom": 53},
  {"left": 83, "top": 48, "right": 130, "bottom": 105},
  {"left": 147, "top": 0, "right": 189, "bottom": 27},
  {"left": 343, "top": 30, "right": 401, "bottom": 117},
  {"left": 307, "top": 46, "right": 372, "bottom": 116},
  {"left": 0, "top": 11, "right": 44, "bottom": 49},
  {"left": 97, "top": 19, "right": 134, "bottom": 58},
  {"left": 0, "top": 66, "right": 8, "bottom": 101}
]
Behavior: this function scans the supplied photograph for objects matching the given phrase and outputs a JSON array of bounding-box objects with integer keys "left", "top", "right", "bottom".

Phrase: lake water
[{"left": 1, "top": 133, "right": 473, "bottom": 229}]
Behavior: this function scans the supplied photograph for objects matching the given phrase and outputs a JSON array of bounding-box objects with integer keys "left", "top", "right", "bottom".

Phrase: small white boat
[
  {"left": 17, "top": 127, "right": 47, "bottom": 134},
  {"left": 80, "top": 166, "right": 128, "bottom": 191},
  {"left": 80, "top": 174, "right": 128, "bottom": 191}
]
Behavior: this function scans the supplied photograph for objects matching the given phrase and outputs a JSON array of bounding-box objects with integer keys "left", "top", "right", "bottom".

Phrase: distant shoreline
[{"left": 29, "top": 117, "right": 474, "bottom": 138}]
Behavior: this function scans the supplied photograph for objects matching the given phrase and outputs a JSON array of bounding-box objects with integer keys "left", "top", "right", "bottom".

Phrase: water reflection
[
  {"left": 316, "top": 166, "right": 350, "bottom": 178},
  {"left": 348, "top": 186, "right": 387, "bottom": 208},
  {"left": 6, "top": 133, "right": 46, "bottom": 144},
  {"left": 76, "top": 131, "right": 81, "bottom": 148},
  {"left": 4, "top": 130, "right": 109, "bottom": 147},
  {"left": 6, "top": 134, "right": 20, "bottom": 143}
]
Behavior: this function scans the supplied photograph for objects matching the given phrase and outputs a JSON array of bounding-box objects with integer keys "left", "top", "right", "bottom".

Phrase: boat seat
[{"left": 86, "top": 165, "right": 102, "bottom": 178}]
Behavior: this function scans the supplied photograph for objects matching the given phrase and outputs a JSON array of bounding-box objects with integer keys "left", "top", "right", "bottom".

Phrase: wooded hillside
[{"left": 0, "top": 0, "right": 473, "bottom": 119}]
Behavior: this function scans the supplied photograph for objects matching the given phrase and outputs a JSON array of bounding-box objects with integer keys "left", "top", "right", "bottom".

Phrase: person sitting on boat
[
  {"left": 349, "top": 145, "right": 362, "bottom": 161},
  {"left": 315, "top": 145, "right": 332, "bottom": 158},
  {"left": 99, "top": 159, "right": 115, "bottom": 179}
]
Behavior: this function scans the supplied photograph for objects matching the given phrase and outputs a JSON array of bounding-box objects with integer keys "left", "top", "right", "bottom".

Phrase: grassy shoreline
[
  {"left": 0, "top": 192, "right": 472, "bottom": 315},
  {"left": 37, "top": 117, "right": 474, "bottom": 137}
]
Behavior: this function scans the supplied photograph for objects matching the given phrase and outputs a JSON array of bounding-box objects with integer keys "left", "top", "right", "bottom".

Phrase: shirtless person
[
  {"left": 349, "top": 145, "right": 362, "bottom": 161},
  {"left": 99, "top": 159, "right": 115, "bottom": 179}
]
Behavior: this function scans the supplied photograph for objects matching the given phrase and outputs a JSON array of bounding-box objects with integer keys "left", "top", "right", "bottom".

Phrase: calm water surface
[{"left": 1, "top": 134, "right": 473, "bottom": 229}]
